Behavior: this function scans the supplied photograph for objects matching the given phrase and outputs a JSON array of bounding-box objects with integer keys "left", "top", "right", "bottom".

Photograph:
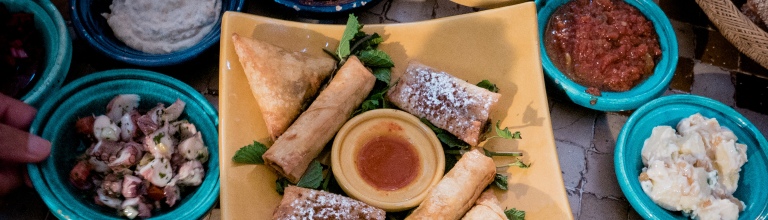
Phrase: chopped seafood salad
[{"left": 69, "top": 94, "right": 209, "bottom": 219}]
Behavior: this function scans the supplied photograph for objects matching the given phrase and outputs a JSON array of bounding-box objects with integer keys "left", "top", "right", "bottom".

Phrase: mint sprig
[
  {"left": 477, "top": 80, "right": 499, "bottom": 93},
  {"left": 505, "top": 208, "right": 526, "bottom": 220},
  {"left": 232, "top": 141, "right": 268, "bottom": 164}
]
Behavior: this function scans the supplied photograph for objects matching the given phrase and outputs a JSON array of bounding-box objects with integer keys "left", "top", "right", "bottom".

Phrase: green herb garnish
[
  {"left": 335, "top": 14, "right": 362, "bottom": 62},
  {"left": 275, "top": 177, "right": 290, "bottom": 195},
  {"left": 329, "top": 14, "right": 394, "bottom": 116},
  {"left": 153, "top": 133, "right": 165, "bottom": 145},
  {"left": 488, "top": 120, "right": 522, "bottom": 140},
  {"left": 296, "top": 161, "right": 323, "bottom": 189},
  {"left": 505, "top": 208, "right": 526, "bottom": 220},
  {"left": 499, "top": 158, "right": 531, "bottom": 169},
  {"left": 477, "top": 80, "right": 499, "bottom": 93},
  {"left": 494, "top": 173, "right": 508, "bottom": 190},
  {"left": 232, "top": 141, "right": 268, "bottom": 164},
  {"left": 420, "top": 118, "right": 470, "bottom": 149}
]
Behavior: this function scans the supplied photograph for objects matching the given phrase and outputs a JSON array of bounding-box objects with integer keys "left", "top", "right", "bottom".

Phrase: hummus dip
[{"left": 103, "top": 0, "right": 222, "bottom": 54}]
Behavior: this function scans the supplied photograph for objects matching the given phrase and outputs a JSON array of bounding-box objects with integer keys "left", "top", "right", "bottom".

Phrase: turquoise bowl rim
[
  {"left": 614, "top": 94, "right": 768, "bottom": 219},
  {"left": 3, "top": 0, "right": 72, "bottom": 108},
  {"left": 535, "top": 0, "right": 679, "bottom": 112},
  {"left": 27, "top": 69, "right": 219, "bottom": 220}
]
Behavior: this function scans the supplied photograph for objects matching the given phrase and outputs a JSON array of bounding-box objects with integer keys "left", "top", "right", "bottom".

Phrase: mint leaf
[
  {"left": 477, "top": 80, "right": 499, "bottom": 93},
  {"left": 337, "top": 14, "right": 362, "bottom": 61},
  {"left": 360, "top": 99, "right": 379, "bottom": 112},
  {"left": 506, "top": 158, "right": 531, "bottom": 169},
  {"left": 372, "top": 68, "right": 391, "bottom": 85},
  {"left": 357, "top": 49, "right": 394, "bottom": 68},
  {"left": 275, "top": 177, "right": 290, "bottom": 195},
  {"left": 494, "top": 173, "right": 508, "bottom": 190},
  {"left": 420, "top": 118, "right": 469, "bottom": 149},
  {"left": 296, "top": 161, "right": 323, "bottom": 189},
  {"left": 232, "top": 141, "right": 268, "bottom": 164},
  {"left": 505, "top": 208, "right": 526, "bottom": 220},
  {"left": 437, "top": 133, "right": 469, "bottom": 149},
  {"left": 491, "top": 120, "right": 522, "bottom": 140}
]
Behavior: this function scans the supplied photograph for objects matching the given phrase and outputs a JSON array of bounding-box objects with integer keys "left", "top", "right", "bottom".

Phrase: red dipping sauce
[
  {"left": 544, "top": 0, "right": 661, "bottom": 92},
  {"left": 355, "top": 136, "right": 420, "bottom": 191}
]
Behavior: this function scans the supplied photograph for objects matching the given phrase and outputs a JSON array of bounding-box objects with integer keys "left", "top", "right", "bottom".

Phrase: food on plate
[
  {"left": 0, "top": 3, "right": 45, "bottom": 98},
  {"left": 544, "top": 0, "right": 661, "bottom": 92},
  {"left": 742, "top": 0, "right": 768, "bottom": 31},
  {"left": 406, "top": 149, "right": 496, "bottom": 219},
  {"left": 387, "top": 61, "right": 501, "bottom": 146},
  {"left": 69, "top": 94, "right": 209, "bottom": 219},
  {"left": 102, "top": 0, "right": 221, "bottom": 54},
  {"left": 262, "top": 56, "right": 375, "bottom": 183},
  {"left": 461, "top": 189, "right": 506, "bottom": 220},
  {"left": 639, "top": 113, "right": 747, "bottom": 219},
  {"left": 273, "top": 186, "right": 386, "bottom": 220},
  {"left": 356, "top": 134, "right": 421, "bottom": 191},
  {"left": 232, "top": 33, "right": 336, "bottom": 140}
]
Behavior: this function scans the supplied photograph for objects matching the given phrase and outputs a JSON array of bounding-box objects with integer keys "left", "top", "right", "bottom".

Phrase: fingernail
[{"left": 27, "top": 135, "right": 51, "bottom": 161}]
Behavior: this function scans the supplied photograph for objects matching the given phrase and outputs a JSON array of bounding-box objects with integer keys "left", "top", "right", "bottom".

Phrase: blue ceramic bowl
[
  {"left": 274, "top": 0, "right": 381, "bottom": 13},
  {"left": 3, "top": 0, "right": 71, "bottom": 108},
  {"left": 28, "top": 69, "right": 220, "bottom": 219},
  {"left": 615, "top": 95, "right": 768, "bottom": 219},
  {"left": 70, "top": 0, "right": 244, "bottom": 67},
  {"left": 535, "top": 0, "right": 678, "bottom": 111}
]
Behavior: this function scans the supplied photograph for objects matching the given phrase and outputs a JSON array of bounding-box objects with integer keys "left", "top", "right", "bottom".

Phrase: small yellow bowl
[{"left": 331, "top": 109, "right": 445, "bottom": 212}]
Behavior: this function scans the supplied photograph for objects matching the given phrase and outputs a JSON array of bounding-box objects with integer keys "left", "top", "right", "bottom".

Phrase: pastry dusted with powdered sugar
[
  {"left": 273, "top": 186, "right": 386, "bottom": 220},
  {"left": 386, "top": 61, "right": 501, "bottom": 146}
]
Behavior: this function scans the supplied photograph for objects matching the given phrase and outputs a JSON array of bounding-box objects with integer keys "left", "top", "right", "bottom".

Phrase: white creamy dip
[
  {"left": 102, "top": 0, "right": 222, "bottom": 54},
  {"left": 640, "top": 113, "right": 747, "bottom": 220}
]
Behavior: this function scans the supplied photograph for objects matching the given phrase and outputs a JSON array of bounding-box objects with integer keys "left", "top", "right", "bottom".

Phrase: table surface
[{"left": 2, "top": 0, "right": 768, "bottom": 219}]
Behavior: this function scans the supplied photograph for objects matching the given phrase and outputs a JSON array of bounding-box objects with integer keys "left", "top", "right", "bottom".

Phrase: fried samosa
[{"left": 232, "top": 34, "right": 336, "bottom": 140}]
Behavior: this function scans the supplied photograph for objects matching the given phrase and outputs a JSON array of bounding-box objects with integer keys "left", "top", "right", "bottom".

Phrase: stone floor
[{"left": 2, "top": 0, "right": 768, "bottom": 219}]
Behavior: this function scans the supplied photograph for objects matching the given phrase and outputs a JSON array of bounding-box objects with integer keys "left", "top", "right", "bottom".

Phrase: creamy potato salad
[{"left": 639, "top": 113, "right": 747, "bottom": 220}]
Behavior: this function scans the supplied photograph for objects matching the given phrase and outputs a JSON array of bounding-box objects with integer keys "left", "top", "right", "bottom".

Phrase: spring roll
[
  {"left": 262, "top": 56, "right": 376, "bottom": 183},
  {"left": 406, "top": 149, "right": 496, "bottom": 220},
  {"left": 273, "top": 186, "right": 386, "bottom": 220},
  {"left": 461, "top": 189, "right": 507, "bottom": 220}
]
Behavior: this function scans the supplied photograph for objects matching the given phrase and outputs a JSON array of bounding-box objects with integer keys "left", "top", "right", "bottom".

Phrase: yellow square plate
[{"left": 219, "top": 2, "right": 572, "bottom": 219}]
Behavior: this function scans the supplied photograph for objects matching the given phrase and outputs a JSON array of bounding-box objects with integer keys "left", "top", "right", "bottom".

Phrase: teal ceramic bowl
[
  {"left": 615, "top": 95, "right": 768, "bottom": 219},
  {"left": 27, "top": 69, "right": 219, "bottom": 219},
  {"left": 1, "top": 0, "right": 72, "bottom": 107},
  {"left": 535, "top": 0, "right": 678, "bottom": 111}
]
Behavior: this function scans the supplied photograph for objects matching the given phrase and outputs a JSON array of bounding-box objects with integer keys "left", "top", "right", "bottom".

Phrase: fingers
[
  {"left": 0, "top": 163, "right": 24, "bottom": 196},
  {"left": 0, "top": 124, "right": 51, "bottom": 163},
  {"left": 0, "top": 93, "right": 37, "bottom": 130}
]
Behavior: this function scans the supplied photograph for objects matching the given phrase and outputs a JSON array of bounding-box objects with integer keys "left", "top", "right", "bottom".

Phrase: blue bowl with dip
[
  {"left": 535, "top": 0, "right": 678, "bottom": 111},
  {"left": 614, "top": 95, "right": 768, "bottom": 219},
  {"left": 1, "top": 0, "right": 71, "bottom": 108},
  {"left": 274, "top": 0, "right": 382, "bottom": 14},
  {"left": 28, "top": 69, "right": 220, "bottom": 219},
  {"left": 70, "top": 0, "right": 244, "bottom": 67}
]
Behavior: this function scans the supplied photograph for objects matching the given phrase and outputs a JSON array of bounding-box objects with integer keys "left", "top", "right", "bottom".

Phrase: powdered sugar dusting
[
  {"left": 274, "top": 186, "right": 385, "bottom": 220},
  {"left": 387, "top": 62, "right": 500, "bottom": 146}
]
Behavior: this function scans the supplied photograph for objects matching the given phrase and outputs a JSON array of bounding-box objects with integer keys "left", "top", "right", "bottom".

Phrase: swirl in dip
[
  {"left": 102, "top": 0, "right": 221, "bottom": 54},
  {"left": 544, "top": 0, "right": 661, "bottom": 93}
]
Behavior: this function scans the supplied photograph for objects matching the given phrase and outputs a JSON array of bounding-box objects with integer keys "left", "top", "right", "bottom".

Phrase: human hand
[{"left": 0, "top": 94, "right": 51, "bottom": 196}]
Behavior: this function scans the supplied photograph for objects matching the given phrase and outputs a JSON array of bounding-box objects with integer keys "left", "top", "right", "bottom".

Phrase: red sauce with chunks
[
  {"left": 355, "top": 136, "right": 420, "bottom": 191},
  {"left": 544, "top": 0, "right": 661, "bottom": 92}
]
